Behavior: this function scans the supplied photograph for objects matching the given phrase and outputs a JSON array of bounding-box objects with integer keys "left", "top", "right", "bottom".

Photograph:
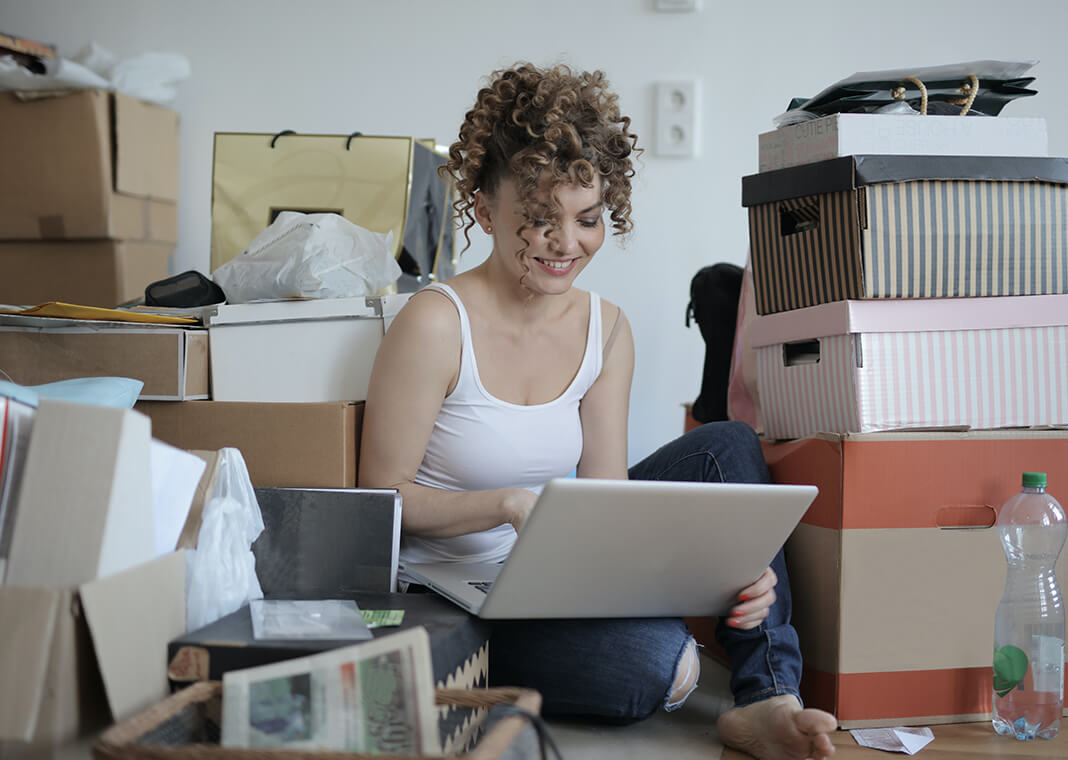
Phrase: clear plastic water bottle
[{"left": 992, "top": 471, "right": 1067, "bottom": 740}]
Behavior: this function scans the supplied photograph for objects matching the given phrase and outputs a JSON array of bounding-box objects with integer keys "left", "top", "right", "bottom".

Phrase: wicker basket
[{"left": 92, "top": 682, "right": 543, "bottom": 760}]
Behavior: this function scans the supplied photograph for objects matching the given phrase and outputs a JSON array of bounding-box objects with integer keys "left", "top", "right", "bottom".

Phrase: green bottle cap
[{"left": 1022, "top": 471, "right": 1047, "bottom": 488}]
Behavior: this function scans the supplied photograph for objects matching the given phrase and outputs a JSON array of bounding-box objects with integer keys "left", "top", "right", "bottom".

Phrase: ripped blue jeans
[{"left": 486, "top": 421, "right": 803, "bottom": 722}]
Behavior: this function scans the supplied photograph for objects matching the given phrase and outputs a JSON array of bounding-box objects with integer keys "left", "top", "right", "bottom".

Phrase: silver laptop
[{"left": 401, "top": 477, "right": 817, "bottom": 619}]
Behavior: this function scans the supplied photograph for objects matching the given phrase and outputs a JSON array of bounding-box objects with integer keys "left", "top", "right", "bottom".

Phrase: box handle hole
[
  {"left": 783, "top": 339, "right": 821, "bottom": 366},
  {"left": 779, "top": 201, "right": 820, "bottom": 237},
  {"left": 936, "top": 505, "right": 996, "bottom": 529}
]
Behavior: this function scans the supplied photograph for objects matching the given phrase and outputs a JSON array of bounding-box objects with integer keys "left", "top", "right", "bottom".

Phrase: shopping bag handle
[
  {"left": 890, "top": 73, "right": 979, "bottom": 116},
  {"left": 269, "top": 129, "right": 296, "bottom": 148}
]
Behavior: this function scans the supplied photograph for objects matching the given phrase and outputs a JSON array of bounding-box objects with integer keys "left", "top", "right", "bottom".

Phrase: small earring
[{"left": 486, "top": 225, "right": 493, "bottom": 234}]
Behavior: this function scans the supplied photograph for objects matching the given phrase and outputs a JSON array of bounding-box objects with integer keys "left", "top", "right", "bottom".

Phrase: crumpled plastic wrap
[
  {"left": 212, "top": 211, "right": 401, "bottom": 303},
  {"left": 185, "top": 448, "right": 265, "bottom": 631},
  {"left": 0, "top": 41, "right": 189, "bottom": 104}
]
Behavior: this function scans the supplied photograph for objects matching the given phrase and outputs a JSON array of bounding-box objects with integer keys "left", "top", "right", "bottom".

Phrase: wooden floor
[{"left": 722, "top": 720, "right": 1068, "bottom": 759}]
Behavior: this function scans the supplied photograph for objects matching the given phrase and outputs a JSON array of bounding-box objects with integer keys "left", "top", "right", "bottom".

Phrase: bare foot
[{"left": 717, "top": 694, "right": 837, "bottom": 760}]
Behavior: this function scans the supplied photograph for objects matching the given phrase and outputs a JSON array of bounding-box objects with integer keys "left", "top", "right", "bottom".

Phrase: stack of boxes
[
  {"left": 135, "top": 294, "right": 408, "bottom": 489},
  {"left": 0, "top": 90, "right": 179, "bottom": 307},
  {"left": 741, "top": 113, "right": 1068, "bottom": 727},
  {"left": 0, "top": 111, "right": 491, "bottom": 753}
]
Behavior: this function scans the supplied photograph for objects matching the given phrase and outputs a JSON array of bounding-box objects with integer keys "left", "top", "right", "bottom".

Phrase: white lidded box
[
  {"left": 751, "top": 293, "right": 1068, "bottom": 440},
  {"left": 206, "top": 294, "right": 410, "bottom": 403},
  {"left": 757, "top": 113, "right": 1048, "bottom": 173}
]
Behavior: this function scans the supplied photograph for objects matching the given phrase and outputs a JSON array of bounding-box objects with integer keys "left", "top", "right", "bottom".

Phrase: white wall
[{"left": 6, "top": 0, "right": 1067, "bottom": 463}]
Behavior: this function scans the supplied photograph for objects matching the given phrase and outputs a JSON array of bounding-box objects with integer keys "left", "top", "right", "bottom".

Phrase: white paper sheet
[
  {"left": 850, "top": 727, "right": 935, "bottom": 755},
  {"left": 150, "top": 439, "right": 206, "bottom": 555}
]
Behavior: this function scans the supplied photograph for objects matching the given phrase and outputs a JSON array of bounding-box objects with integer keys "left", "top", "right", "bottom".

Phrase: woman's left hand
[{"left": 726, "top": 566, "right": 777, "bottom": 630}]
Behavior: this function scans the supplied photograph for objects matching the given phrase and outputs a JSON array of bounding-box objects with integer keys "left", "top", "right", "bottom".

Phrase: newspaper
[{"left": 221, "top": 625, "right": 439, "bottom": 754}]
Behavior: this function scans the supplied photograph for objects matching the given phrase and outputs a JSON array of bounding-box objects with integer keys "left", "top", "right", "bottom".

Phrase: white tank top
[{"left": 401, "top": 282, "right": 604, "bottom": 566}]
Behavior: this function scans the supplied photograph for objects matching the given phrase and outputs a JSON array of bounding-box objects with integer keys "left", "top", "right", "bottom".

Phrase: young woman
[{"left": 359, "top": 62, "right": 836, "bottom": 760}]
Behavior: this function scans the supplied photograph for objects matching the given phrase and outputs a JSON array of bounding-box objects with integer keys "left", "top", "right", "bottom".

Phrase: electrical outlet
[
  {"left": 654, "top": 0, "right": 702, "bottom": 11},
  {"left": 654, "top": 80, "right": 700, "bottom": 158}
]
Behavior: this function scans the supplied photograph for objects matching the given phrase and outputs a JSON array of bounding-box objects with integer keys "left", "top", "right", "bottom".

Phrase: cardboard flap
[
  {"left": 6, "top": 400, "right": 155, "bottom": 587},
  {"left": 176, "top": 449, "right": 224, "bottom": 550},
  {"left": 0, "top": 587, "right": 63, "bottom": 741},
  {"left": 113, "top": 93, "right": 179, "bottom": 201},
  {"left": 79, "top": 551, "right": 186, "bottom": 722}
]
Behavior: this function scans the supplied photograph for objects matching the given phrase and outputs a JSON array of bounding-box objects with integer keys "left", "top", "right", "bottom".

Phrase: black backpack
[{"left": 685, "top": 263, "right": 743, "bottom": 424}]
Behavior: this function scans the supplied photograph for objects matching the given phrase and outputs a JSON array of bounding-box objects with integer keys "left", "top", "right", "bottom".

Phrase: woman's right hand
[{"left": 501, "top": 489, "right": 538, "bottom": 532}]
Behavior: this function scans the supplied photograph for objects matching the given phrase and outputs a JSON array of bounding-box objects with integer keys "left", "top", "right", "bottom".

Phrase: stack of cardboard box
[
  {"left": 0, "top": 400, "right": 188, "bottom": 755},
  {"left": 0, "top": 90, "right": 179, "bottom": 307},
  {"left": 740, "top": 113, "right": 1068, "bottom": 727},
  {"left": 136, "top": 293, "right": 409, "bottom": 488}
]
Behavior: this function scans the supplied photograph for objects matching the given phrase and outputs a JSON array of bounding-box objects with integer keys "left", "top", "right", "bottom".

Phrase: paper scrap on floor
[{"left": 850, "top": 727, "right": 934, "bottom": 754}]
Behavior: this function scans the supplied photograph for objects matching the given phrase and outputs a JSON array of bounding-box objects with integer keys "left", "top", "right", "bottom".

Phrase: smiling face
[{"left": 475, "top": 175, "right": 606, "bottom": 295}]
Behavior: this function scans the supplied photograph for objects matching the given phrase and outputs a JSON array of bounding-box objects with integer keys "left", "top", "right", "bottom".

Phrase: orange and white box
[
  {"left": 765, "top": 430, "right": 1068, "bottom": 728},
  {"left": 751, "top": 293, "right": 1068, "bottom": 440}
]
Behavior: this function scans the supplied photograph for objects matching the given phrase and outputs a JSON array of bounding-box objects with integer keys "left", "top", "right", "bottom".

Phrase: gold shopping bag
[{"left": 211, "top": 132, "right": 455, "bottom": 287}]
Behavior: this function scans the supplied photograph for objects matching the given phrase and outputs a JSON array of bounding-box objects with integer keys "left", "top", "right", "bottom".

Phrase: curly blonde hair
[{"left": 441, "top": 62, "right": 639, "bottom": 254}]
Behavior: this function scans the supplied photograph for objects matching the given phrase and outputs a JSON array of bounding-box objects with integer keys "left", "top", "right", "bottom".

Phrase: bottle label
[{"left": 1032, "top": 635, "right": 1065, "bottom": 698}]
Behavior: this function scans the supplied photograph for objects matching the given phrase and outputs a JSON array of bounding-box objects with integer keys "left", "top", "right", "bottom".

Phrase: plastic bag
[
  {"left": 212, "top": 212, "right": 400, "bottom": 303},
  {"left": 773, "top": 59, "right": 1039, "bottom": 127},
  {"left": 185, "top": 447, "right": 265, "bottom": 630},
  {"left": 73, "top": 42, "right": 191, "bottom": 105},
  {"left": 0, "top": 41, "right": 189, "bottom": 105}
]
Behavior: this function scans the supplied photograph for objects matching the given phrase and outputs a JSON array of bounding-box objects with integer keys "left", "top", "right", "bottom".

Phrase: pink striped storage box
[{"left": 750, "top": 294, "right": 1068, "bottom": 440}]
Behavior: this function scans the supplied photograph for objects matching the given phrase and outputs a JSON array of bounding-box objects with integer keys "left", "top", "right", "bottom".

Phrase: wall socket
[
  {"left": 654, "top": 80, "right": 700, "bottom": 158},
  {"left": 654, "top": 0, "right": 702, "bottom": 11}
]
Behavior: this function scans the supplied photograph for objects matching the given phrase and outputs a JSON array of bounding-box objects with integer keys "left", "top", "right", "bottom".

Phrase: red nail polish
[{"left": 738, "top": 593, "right": 750, "bottom": 601}]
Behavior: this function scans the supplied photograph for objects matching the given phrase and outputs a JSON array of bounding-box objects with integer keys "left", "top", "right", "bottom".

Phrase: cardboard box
[
  {"left": 0, "top": 240, "right": 174, "bottom": 308},
  {"left": 0, "top": 317, "right": 208, "bottom": 401},
  {"left": 764, "top": 430, "right": 1068, "bottom": 727},
  {"left": 206, "top": 294, "right": 408, "bottom": 403},
  {"left": 0, "top": 90, "right": 178, "bottom": 241},
  {"left": 6, "top": 400, "right": 155, "bottom": 588},
  {"left": 758, "top": 114, "right": 1049, "bottom": 173},
  {"left": 741, "top": 155, "right": 1068, "bottom": 314},
  {"left": 750, "top": 294, "right": 1068, "bottom": 439},
  {"left": 136, "top": 401, "right": 363, "bottom": 487},
  {"left": 0, "top": 552, "right": 186, "bottom": 749}
]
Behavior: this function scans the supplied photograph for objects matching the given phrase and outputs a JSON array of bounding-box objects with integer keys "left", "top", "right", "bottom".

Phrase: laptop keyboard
[{"left": 467, "top": 580, "right": 494, "bottom": 594}]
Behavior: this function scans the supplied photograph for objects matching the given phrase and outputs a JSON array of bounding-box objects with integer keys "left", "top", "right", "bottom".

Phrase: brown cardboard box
[
  {"left": 136, "top": 401, "right": 363, "bottom": 487},
  {"left": 0, "top": 552, "right": 186, "bottom": 750},
  {"left": 0, "top": 90, "right": 178, "bottom": 241},
  {"left": 0, "top": 240, "right": 173, "bottom": 308},
  {"left": 0, "top": 320, "right": 208, "bottom": 400},
  {"left": 764, "top": 430, "right": 1068, "bottom": 728},
  {"left": 741, "top": 156, "right": 1068, "bottom": 314}
]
